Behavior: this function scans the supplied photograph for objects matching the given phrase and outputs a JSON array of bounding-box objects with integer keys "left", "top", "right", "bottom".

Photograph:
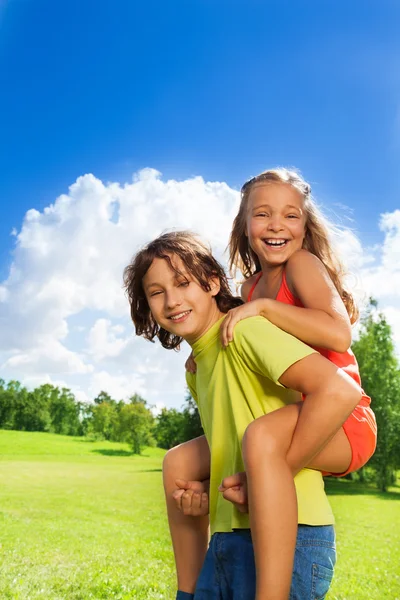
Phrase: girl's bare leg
[
  {"left": 162, "top": 435, "right": 210, "bottom": 594},
  {"left": 243, "top": 403, "right": 352, "bottom": 600}
]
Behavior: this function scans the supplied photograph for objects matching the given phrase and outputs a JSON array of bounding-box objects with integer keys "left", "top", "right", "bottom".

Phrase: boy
[{"left": 124, "top": 231, "right": 361, "bottom": 599}]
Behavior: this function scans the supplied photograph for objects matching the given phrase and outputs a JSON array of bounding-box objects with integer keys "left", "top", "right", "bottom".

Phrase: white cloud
[
  {"left": 88, "top": 370, "right": 146, "bottom": 403},
  {"left": 0, "top": 169, "right": 238, "bottom": 408},
  {"left": 2, "top": 339, "right": 93, "bottom": 375},
  {"left": 87, "top": 319, "right": 130, "bottom": 362},
  {"left": 0, "top": 168, "right": 399, "bottom": 408},
  {"left": 379, "top": 210, "right": 400, "bottom": 269},
  {"left": 355, "top": 210, "right": 400, "bottom": 308},
  {"left": 0, "top": 285, "right": 8, "bottom": 302}
]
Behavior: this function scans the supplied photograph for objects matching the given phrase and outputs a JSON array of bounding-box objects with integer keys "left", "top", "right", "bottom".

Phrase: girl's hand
[
  {"left": 185, "top": 352, "right": 197, "bottom": 374},
  {"left": 219, "top": 472, "right": 248, "bottom": 513},
  {"left": 220, "top": 300, "right": 263, "bottom": 347}
]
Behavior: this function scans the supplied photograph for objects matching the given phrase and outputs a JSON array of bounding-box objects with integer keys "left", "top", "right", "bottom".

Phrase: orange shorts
[{"left": 324, "top": 396, "right": 377, "bottom": 477}]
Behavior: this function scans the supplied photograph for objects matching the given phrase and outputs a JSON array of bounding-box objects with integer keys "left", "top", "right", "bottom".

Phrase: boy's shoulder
[
  {"left": 232, "top": 316, "right": 306, "bottom": 352},
  {"left": 234, "top": 315, "right": 277, "bottom": 336},
  {"left": 231, "top": 317, "right": 280, "bottom": 351},
  {"left": 185, "top": 370, "right": 197, "bottom": 397}
]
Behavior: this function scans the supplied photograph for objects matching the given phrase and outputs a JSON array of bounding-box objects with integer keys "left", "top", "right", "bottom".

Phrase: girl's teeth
[{"left": 265, "top": 240, "right": 287, "bottom": 246}]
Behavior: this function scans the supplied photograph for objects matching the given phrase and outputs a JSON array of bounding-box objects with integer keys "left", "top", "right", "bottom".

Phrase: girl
[{"left": 169, "top": 168, "right": 377, "bottom": 600}]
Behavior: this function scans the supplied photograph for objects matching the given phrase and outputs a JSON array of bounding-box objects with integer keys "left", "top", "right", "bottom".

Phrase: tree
[
  {"left": 0, "top": 379, "right": 18, "bottom": 429},
  {"left": 93, "top": 391, "right": 115, "bottom": 405},
  {"left": 90, "top": 401, "right": 119, "bottom": 440},
  {"left": 181, "top": 390, "right": 204, "bottom": 441},
  {"left": 49, "top": 387, "right": 81, "bottom": 435},
  {"left": 154, "top": 408, "right": 185, "bottom": 449},
  {"left": 119, "top": 399, "right": 155, "bottom": 454},
  {"left": 23, "top": 387, "right": 51, "bottom": 432},
  {"left": 7, "top": 381, "right": 45, "bottom": 432},
  {"left": 352, "top": 299, "right": 400, "bottom": 491},
  {"left": 152, "top": 391, "right": 204, "bottom": 449}
]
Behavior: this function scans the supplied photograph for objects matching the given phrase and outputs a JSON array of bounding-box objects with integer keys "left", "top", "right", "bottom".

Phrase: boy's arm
[{"left": 278, "top": 353, "right": 361, "bottom": 474}]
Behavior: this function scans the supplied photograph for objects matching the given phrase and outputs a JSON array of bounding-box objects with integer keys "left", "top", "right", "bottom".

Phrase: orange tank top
[{"left": 247, "top": 270, "right": 369, "bottom": 400}]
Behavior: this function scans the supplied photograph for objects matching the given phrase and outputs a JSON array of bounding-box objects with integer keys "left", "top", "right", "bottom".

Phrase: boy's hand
[
  {"left": 172, "top": 478, "right": 209, "bottom": 516},
  {"left": 185, "top": 352, "right": 197, "bottom": 374},
  {"left": 219, "top": 472, "right": 248, "bottom": 513},
  {"left": 220, "top": 301, "right": 263, "bottom": 347}
]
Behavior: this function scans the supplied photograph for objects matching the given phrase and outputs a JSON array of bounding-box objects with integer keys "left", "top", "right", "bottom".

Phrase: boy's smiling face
[{"left": 143, "top": 255, "right": 223, "bottom": 346}]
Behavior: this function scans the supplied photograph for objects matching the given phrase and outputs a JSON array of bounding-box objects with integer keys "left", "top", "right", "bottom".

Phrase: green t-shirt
[{"left": 186, "top": 315, "right": 334, "bottom": 535}]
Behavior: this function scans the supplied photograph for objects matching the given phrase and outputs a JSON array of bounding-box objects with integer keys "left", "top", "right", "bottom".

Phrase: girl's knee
[{"left": 242, "top": 417, "right": 280, "bottom": 462}]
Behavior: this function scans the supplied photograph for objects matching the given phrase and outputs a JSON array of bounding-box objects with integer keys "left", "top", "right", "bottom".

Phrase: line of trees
[
  {"left": 0, "top": 299, "right": 399, "bottom": 490},
  {"left": 87, "top": 391, "right": 203, "bottom": 454},
  {"left": 0, "top": 380, "right": 84, "bottom": 436},
  {"left": 0, "top": 380, "right": 203, "bottom": 456}
]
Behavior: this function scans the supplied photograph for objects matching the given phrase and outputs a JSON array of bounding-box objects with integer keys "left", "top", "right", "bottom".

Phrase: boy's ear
[{"left": 210, "top": 277, "right": 221, "bottom": 297}]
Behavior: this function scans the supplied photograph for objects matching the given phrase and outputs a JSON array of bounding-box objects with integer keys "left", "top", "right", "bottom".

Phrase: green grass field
[{"left": 0, "top": 430, "right": 399, "bottom": 599}]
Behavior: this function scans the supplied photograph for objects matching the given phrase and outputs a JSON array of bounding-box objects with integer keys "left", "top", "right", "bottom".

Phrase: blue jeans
[{"left": 178, "top": 525, "right": 336, "bottom": 600}]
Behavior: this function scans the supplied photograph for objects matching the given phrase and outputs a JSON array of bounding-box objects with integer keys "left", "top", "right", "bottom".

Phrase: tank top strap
[
  {"left": 276, "top": 268, "right": 303, "bottom": 307},
  {"left": 247, "top": 272, "right": 263, "bottom": 302}
]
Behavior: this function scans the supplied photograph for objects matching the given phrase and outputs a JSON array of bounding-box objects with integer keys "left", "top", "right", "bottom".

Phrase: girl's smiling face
[
  {"left": 246, "top": 182, "right": 307, "bottom": 267},
  {"left": 143, "top": 255, "right": 222, "bottom": 346}
]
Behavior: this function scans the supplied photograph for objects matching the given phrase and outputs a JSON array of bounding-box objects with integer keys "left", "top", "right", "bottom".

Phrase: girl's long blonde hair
[{"left": 229, "top": 168, "right": 359, "bottom": 324}]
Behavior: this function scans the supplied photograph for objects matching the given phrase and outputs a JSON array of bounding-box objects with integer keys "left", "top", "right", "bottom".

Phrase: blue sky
[
  {"left": 1, "top": 0, "right": 400, "bottom": 406},
  {"left": 2, "top": 1, "right": 400, "bottom": 246}
]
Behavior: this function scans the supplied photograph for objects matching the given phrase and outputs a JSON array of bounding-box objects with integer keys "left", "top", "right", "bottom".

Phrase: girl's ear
[{"left": 210, "top": 277, "right": 221, "bottom": 297}]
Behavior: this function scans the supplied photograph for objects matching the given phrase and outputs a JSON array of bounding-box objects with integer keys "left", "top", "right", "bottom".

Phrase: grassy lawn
[
  {"left": 325, "top": 477, "right": 400, "bottom": 599},
  {"left": 0, "top": 430, "right": 399, "bottom": 599}
]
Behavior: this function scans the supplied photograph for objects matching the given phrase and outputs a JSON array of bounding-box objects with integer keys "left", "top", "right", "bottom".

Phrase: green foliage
[
  {"left": 154, "top": 408, "right": 186, "bottom": 449},
  {"left": 119, "top": 396, "right": 155, "bottom": 454},
  {"left": 352, "top": 298, "right": 400, "bottom": 491},
  {"left": 181, "top": 390, "right": 204, "bottom": 440},
  {"left": 89, "top": 400, "right": 119, "bottom": 440},
  {"left": 0, "top": 381, "right": 82, "bottom": 435},
  {"left": 154, "top": 390, "right": 204, "bottom": 450},
  {"left": 0, "top": 371, "right": 205, "bottom": 452},
  {"left": 93, "top": 390, "right": 115, "bottom": 405}
]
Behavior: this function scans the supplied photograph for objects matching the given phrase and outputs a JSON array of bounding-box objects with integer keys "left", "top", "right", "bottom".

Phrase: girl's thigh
[{"left": 244, "top": 403, "right": 352, "bottom": 475}]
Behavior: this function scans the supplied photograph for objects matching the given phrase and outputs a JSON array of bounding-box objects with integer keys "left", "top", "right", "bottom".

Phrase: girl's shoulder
[
  {"left": 285, "top": 250, "right": 328, "bottom": 293},
  {"left": 286, "top": 249, "right": 325, "bottom": 277},
  {"left": 240, "top": 273, "right": 261, "bottom": 302}
]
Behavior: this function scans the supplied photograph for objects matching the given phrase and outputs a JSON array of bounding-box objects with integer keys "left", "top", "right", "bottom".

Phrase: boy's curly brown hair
[{"left": 123, "top": 231, "right": 243, "bottom": 350}]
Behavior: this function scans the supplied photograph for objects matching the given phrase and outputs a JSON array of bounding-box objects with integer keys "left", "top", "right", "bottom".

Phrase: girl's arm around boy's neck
[{"left": 258, "top": 250, "right": 352, "bottom": 353}]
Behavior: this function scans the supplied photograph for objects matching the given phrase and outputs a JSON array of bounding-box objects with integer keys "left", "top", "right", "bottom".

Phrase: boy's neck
[{"left": 185, "top": 306, "right": 225, "bottom": 347}]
